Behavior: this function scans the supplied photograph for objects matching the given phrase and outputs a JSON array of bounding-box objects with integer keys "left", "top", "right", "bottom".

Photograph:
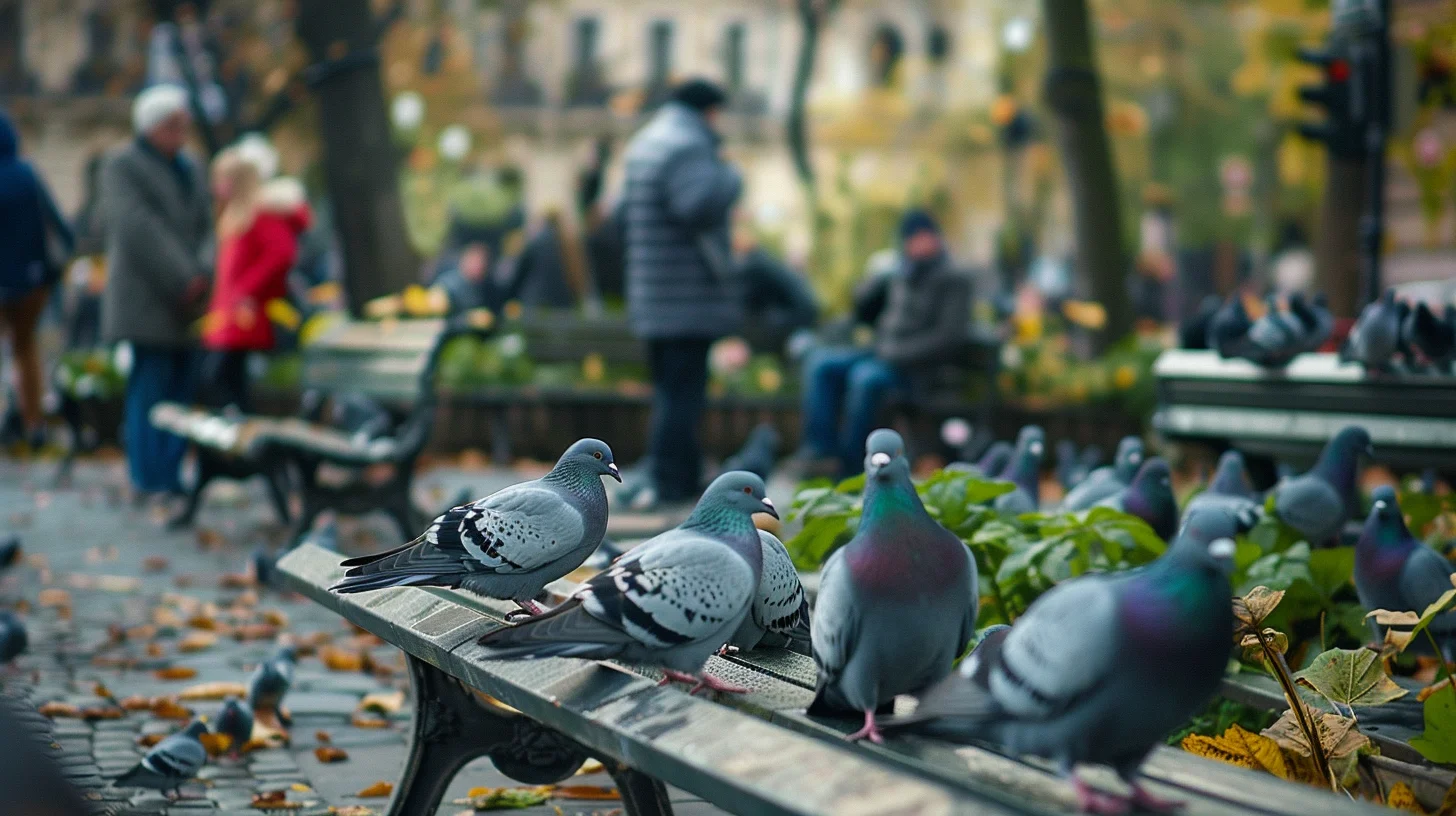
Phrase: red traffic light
[{"left": 1328, "top": 58, "right": 1351, "bottom": 82}]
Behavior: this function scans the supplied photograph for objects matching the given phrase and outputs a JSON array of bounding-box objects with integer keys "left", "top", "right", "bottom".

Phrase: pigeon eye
[
  {"left": 742, "top": 486, "right": 753, "bottom": 494},
  {"left": 593, "top": 451, "right": 603, "bottom": 459}
]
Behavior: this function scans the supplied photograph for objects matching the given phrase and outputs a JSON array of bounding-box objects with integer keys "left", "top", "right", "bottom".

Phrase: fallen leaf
[
  {"left": 356, "top": 781, "right": 393, "bottom": 798},
  {"left": 37, "top": 589, "right": 70, "bottom": 608},
  {"left": 241, "top": 737, "right": 273, "bottom": 753},
  {"left": 250, "top": 789, "right": 302, "bottom": 809},
  {"left": 151, "top": 698, "right": 193, "bottom": 720},
  {"left": 551, "top": 786, "right": 620, "bottom": 800},
  {"left": 575, "top": 759, "right": 605, "bottom": 776},
  {"left": 38, "top": 702, "right": 82, "bottom": 718},
  {"left": 314, "top": 746, "right": 349, "bottom": 763},
  {"left": 233, "top": 623, "right": 279, "bottom": 641},
  {"left": 127, "top": 624, "right": 158, "bottom": 640},
  {"left": 219, "top": 573, "right": 255, "bottom": 589},
  {"left": 261, "top": 609, "right": 290, "bottom": 628},
  {"left": 236, "top": 590, "right": 260, "bottom": 608},
  {"left": 188, "top": 614, "right": 219, "bottom": 631},
  {"left": 197, "top": 528, "right": 226, "bottom": 550},
  {"left": 350, "top": 712, "right": 390, "bottom": 729},
  {"left": 357, "top": 691, "right": 404, "bottom": 715},
  {"left": 96, "top": 575, "right": 140, "bottom": 593},
  {"left": 1294, "top": 648, "right": 1408, "bottom": 708},
  {"left": 143, "top": 556, "right": 170, "bottom": 573},
  {"left": 93, "top": 682, "right": 113, "bottom": 699},
  {"left": 154, "top": 666, "right": 198, "bottom": 681},
  {"left": 320, "top": 647, "right": 364, "bottom": 672},
  {"left": 1385, "top": 782, "right": 1428, "bottom": 814},
  {"left": 291, "top": 784, "right": 312, "bottom": 793},
  {"left": 178, "top": 631, "right": 218, "bottom": 652},
  {"left": 1262, "top": 703, "right": 1371, "bottom": 788},
  {"left": 315, "top": 730, "right": 332, "bottom": 744},
  {"left": 119, "top": 695, "right": 154, "bottom": 711},
  {"left": 328, "top": 807, "right": 377, "bottom": 816},
  {"left": 137, "top": 733, "right": 165, "bottom": 748},
  {"left": 199, "top": 732, "right": 233, "bottom": 757},
  {"left": 81, "top": 706, "right": 125, "bottom": 721},
  {"left": 454, "top": 787, "right": 551, "bottom": 810},
  {"left": 178, "top": 681, "right": 249, "bottom": 701},
  {"left": 146, "top": 642, "right": 165, "bottom": 658},
  {"left": 153, "top": 607, "right": 184, "bottom": 628}
]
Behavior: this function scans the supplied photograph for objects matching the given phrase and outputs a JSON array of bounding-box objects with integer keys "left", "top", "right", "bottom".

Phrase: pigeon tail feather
[{"left": 476, "top": 598, "right": 637, "bottom": 660}]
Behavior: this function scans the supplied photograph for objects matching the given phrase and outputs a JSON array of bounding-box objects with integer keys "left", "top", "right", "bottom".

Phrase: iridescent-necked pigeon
[
  {"left": 1097, "top": 457, "right": 1179, "bottom": 541},
  {"left": 476, "top": 472, "right": 776, "bottom": 696},
  {"left": 994, "top": 425, "right": 1044, "bottom": 514},
  {"left": 1273, "top": 426, "right": 1372, "bottom": 545},
  {"left": 946, "top": 440, "right": 1012, "bottom": 478},
  {"left": 810, "top": 429, "right": 977, "bottom": 744},
  {"left": 1061, "top": 436, "right": 1143, "bottom": 510},
  {"left": 333, "top": 439, "right": 620, "bottom": 616},
  {"left": 1340, "top": 289, "right": 1402, "bottom": 371},
  {"left": 1185, "top": 450, "right": 1261, "bottom": 532},
  {"left": 886, "top": 507, "right": 1239, "bottom": 814},
  {"left": 214, "top": 697, "right": 253, "bottom": 759},
  {"left": 113, "top": 719, "right": 208, "bottom": 798},
  {"left": 729, "top": 530, "right": 811, "bottom": 651},
  {"left": 1356, "top": 486, "right": 1456, "bottom": 659}
]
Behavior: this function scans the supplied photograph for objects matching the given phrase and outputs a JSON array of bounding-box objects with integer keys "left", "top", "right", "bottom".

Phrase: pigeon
[
  {"left": 1356, "top": 486, "right": 1456, "bottom": 659},
  {"left": 248, "top": 644, "right": 296, "bottom": 718},
  {"left": 885, "top": 508, "right": 1239, "bottom": 814},
  {"left": 1179, "top": 294, "right": 1223, "bottom": 350},
  {"left": 213, "top": 698, "right": 253, "bottom": 759},
  {"left": 333, "top": 439, "right": 620, "bottom": 616},
  {"left": 1056, "top": 441, "right": 1103, "bottom": 491},
  {"left": 1185, "top": 450, "right": 1262, "bottom": 532},
  {"left": 809, "top": 429, "right": 977, "bottom": 744},
  {"left": 308, "top": 517, "right": 339, "bottom": 553},
  {"left": 994, "top": 426, "right": 1045, "bottom": 515},
  {"left": 946, "top": 440, "right": 1012, "bottom": 478},
  {"left": 722, "top": 423, "right": 780, "bottom": 481},
  {"left": 1226, "top": 296, "right": 1309, "bottom": 367},
  {"left": 0, "top": 610, "right": 26, "bottom": 665},
  {"left": 1292, "top": 292, "right": 1334, "bottom": 353},
  {"left": 1097, "top": 457, "right": 1179, "bottom": 541},
  {"left": 1403, "top": 301, "right": 1456, "bottom": 373},
  {"left": 113, "top": 719, "right": 208, "bottom": 797},
  {"left": 476, "top": 471, "right": 777, "bottom": 696},
  {"left": 1340, "top": 289, "right": 1402, "bottom": 371},
  {"left": 1061, "top": 436, "right": 1144, "bottom": 511},
  {"left": 1273, "top": 425, "right": 1372, "bottom": 545},
  {"left": 445, "top": 486, "right": 475, "bottom": 513},
  {"left": 0, "top": 535, "right": 20, "bottom": 570},
  {"left": 1207, "top": 294, "right": 1253, "bottom": 357},
  {"left": 582, "top": 537, "right": 626, "bottom": 571},
  {"left": 729, "top": 530, "right": 811, "bottom": 652},
  {"left": 248, "top": 548, "right": 275, "bottom": 587}
]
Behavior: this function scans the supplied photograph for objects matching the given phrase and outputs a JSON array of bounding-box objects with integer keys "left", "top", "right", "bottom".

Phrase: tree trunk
[
  {"left": 1041, "top": 0, "right": 1130, "bottom": 349},
  {"left": 295, "top": 0, "right": 418, "bottom": 317},
  {"left": 786, "top": 0, "right": 822, "bottom": 191},
  {"left": 1315, "top": 155, "right": 1366, "bottom": 318}
]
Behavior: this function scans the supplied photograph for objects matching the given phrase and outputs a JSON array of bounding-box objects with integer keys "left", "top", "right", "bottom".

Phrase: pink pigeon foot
[
  {"left": 657, "top": 669, "right": 699, "bottom": 687},
  {"left": 1072, "top": 779, "right": 1130, "bottom": 816},
  {"left": 687, "top": 673, "right": 750, "bottom": 695},
  {"left": 716, "top": 644, "right": 740, "bottom": 657},
  {"left": 844, "top": 710, "right": 885, "bottom": 745},
  {"left": 1128, "top": 783, "right": 1184, "bottom": 813}
]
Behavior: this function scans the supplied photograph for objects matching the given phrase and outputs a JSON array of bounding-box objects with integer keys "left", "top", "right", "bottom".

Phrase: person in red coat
[{"left": 202, "top": 148, "right": 311, "bottom": 411}]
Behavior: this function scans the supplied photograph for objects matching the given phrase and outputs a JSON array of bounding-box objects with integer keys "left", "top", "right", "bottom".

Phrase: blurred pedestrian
[
  {"left": 505, "top": 209, "right": 593, "bottom": 311},
  {"left": 794, "top": 210, "right": 971, "bottom": 476},
  {"left": 200, "top": 146, "right": 311, "bottom": 412},
  {"left": 737, "top": 227, "right": 817, "bottom": 344},
  {"left": 65, "top": 150, "right": 108, "bottom": 351},
  {"left": 102, "top": 85, "right": 212, "bottom": 498},
  {"left": 0, "top": 696, "right": 90, "bottom": 816},
  {"left": 623, "top": 78, "right": 742, "bottom": 508},
  {"left": 0, "top": 107, "right": 74, "bottom": 451}
]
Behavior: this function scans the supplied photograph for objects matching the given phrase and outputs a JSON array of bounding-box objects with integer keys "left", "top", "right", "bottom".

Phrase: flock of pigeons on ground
[
  {"left": 1205, "top": 287, "right": 1456, "bottom": 373},
  {"left": 7, "top": 420, "right": 1451, "bottom": 810}
]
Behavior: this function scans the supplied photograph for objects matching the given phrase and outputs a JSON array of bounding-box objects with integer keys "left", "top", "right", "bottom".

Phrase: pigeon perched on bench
[
  {"left": 1096, "top": 457, "right": 1179, "bottom": 541},
  {"left": 332, "top": 438, "right": 620, "bottom": 616},
  {"left": 1273, "top": 425, "right": 1372, "bottom": 545},
  {"left": 885, "top": 507, "right": 1239, "bottom": 814},
  {"left": 1356, "top": 485, "right": 1456, "bottom": 660},
  {"left": 476, "top": 471, "right": 776, "bottom": 696},
  {"left": 1207, "top": 294, "right": 1253, "bottom": 357},
  {"left": 729, "top": 530, "right": 811, "bottom": 652},
  {"left": 1340, "top": 289, "right": 1402, "bottom": 371},
  {"left": 113, "top": 719, "right": 209, "bottom": 799},
  {"left": 810, "top": 429, "right": 977, "bottom": 744},
  {"left": 1185, "top": 450, "right": 1261, "bottom": 532},
  {"left": 1291, "top": 292, "right": 1334, "bottom": 353},
  {"left": 993, "top": 425, "right": 1044, "bottom": 515},
  {"left": 1062, "top": 436, "right": 1143, "bottom": 511},
  {"left": 1403, "top": 301, "right": 1456, "bottom": 373}
]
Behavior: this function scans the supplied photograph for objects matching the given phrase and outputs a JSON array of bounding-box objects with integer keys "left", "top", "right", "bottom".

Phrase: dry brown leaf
[
  {"left": 233, "top": 623, "right": 279, "bottom": 641},
  {"left": 1262, "top": 703, "right": 1371, "bottom": 787},
  {"left": 551, "top": 785, "right": 620, "bottom": 801},
  {"left": 127, "top": 624, "right": 158, "bottom": 640},
  {"left": 251, "top": 789, "right": 302, "bottom": 809},
  {"left": 219, "top": 572, "right": 255, "bottom": 589},
  {"left": 119, "top": 695, "right": 154, "bottom": 711},
  {"left": 199, "top": 732, "right": 233, "bottom": 757},
  {"left": 328, "top": 807, "right": 376, "bottom": 816},
  {"left": 261, "top": 609, "right": 290, "bottom": 628},
  {"left": 143, "top": 556, "right": 170, "bottom": 573},
  {"left": 178, "top": 631, "right": 218, "bottom": 652},
  {"left": 81, "top": 706, "right": 125, "bottom": 721},
  {"left": 349, "top": 712, "right": 390, "bottom": 729},
  {"left": 196, "top": 528, "right": 226, "bottom": 550},
  {"left": 146, "top": 642, "right": 165, "bottom": 658},
  {"left": 1233, "top": 587, "right": 1286, "bottom": 635},
  {"left": 152, "top": 607, "right": 183, "bottom": 628},
  {"left": 356, "top": 781, "right": 393, "bottom": 798},
  {"left": 37, "top": 589, "right": 70, "bottom": 608},
  {"left": 320, "top": 647, "right": 364, "bottom": 672},
  {"left": 315, "top": 730, "right": 331, "bottom": 744},
  {"left": 241, "top": 738, "right": 273, "bottom": 753},
  {"left": 1369, "top": 609, "right": 1422, "bottom": 627},
  {"left": 1386, "top": 782, "right": 1428, "bottom": 814},
  {"left": 93, "top": 682, "right": 112, "bottom": 699},
  {"left": 137, "top": 733, "right": 165, "bottom": 748},
  {"left": 357, "top": 691, "right": 404, "bottom": 715},
  {"left": 188, "top": 614, "right": 218, "bottom": 631},
  {"left": 314, "top": 746, "right": 349, "bottom": 763},
  {"left": 154, "top": 666, "right": 198, "bottom": 681},
  {"left": 38, "top": 702, "right": 81, "bottom": 718},
  {"left": 575, "top": 759, "right": 605, "bottom": 777},
  {"left": 178, "top": 681, "right": 248, "bottom": 701},
  {"left": 1421, "top": 678, "right": 1454, "bottom": 702},
  {"left": 150, "top": 698, "right": 193, "bottom": 720}
]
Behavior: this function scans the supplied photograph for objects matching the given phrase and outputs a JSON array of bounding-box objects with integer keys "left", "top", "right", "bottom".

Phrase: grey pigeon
[
  {"left": 1292, "top": 292, "right": 1334, "bottom": 353},
  {"left": 248, "top": 644, "right": 296, "bottom": 717},
  {"left": 885, "top": 508, "right": 1239, "bottom": 814},
  {"left": 1273, "top": 426, "right": 1372, "bottom": 545},
  {"left": 248, "top": 547, "right": 275, "bottom": 587},
  {"left": 0, "top": 610, "right": 26, "bottom": 665},
  {"left": 1096, "top": 457, "right": 1179, "bottom": 541},
  {"left": 1403, "top": 301, "right": 1456, "bottom": 373},
  {"left": 1185, "top": 450, "right": 1262, "bottom": 532},
  {"left": 1056, "top": 441, "right": 1101, "bottom": 492},
  {"left": 333, "top": 439, "right": 620, "bottom": 615},
  {"left": 993, "top": 426, "right": 1044, "bottom": 514},
  {"left": 729, "top": 530, "right": 811, "bottom": 651},
  {"left": 214, "top": 697, "right": 253, "bottom": 758},
  {"left": 113, "top": 719, "right": 208, "bottom": 797},
  {"left": 722, "top": 423, "right": 780, "bottom": 481},
  {"left": 583, "top": 537, "right": 626, "bottom": 571},
  {"left": 1208, "top": 294, "right": 1253, "bottom": 356},
  {"left": 1340, "top": 289, "right": 1402, "bottom": 371},
  {"left": 946, "top": 440, "right": 1011, "bottom": 478},
  {"left": 0, "top": 535, "right": 19, "bottom": 571},
  {"left": 1356, "top": 486, "right": 1456, "bottom": 659},
  {"left": 477, "top": 472, "right": 776, "bottom": 695},
  {"left": 1061, "top": 436, "right": 1143, "bottom": 511},
  {"left": 810, "top": 429, "right": 977, "bottom": 743}
]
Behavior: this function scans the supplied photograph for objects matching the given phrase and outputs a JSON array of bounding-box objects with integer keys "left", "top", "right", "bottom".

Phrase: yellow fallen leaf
[
  {"left": 178, "top": 631, "right": 218, "bottom": 652},
  {"left": 575, "top": 759, "right": 605, "bottom": 776},
  {"left": 38, "top": 589, "right": 70, "bottom": 608},
  {"left": 357, "top": 691, "right": 404, "bottom": 715},
  {"left": 178, "top": 681, "right": 248, "bottom": 701},
  {"left": 356, "top": 781, "right": 393, "bottom": 798},
  {"left": 290, "top": 783, "right": 312, "bottom": 793},
  {"left": 314, "top": 746, "right": 349, "bottom": 763},
  {"left": 320, "top": 647, "right": 365, "bottom": 672},
  {"left": 151, "top": 698, "right": 194, "bottom": 720},
  {"left": 155, "top": 666, "right": 198, "bottom": 681},
  {"left": 1181, "top": 724, "right": 1289, "bottom": 779},
  {"left": 199, "top": 732, "right": 233, "bottom": 757},
  {"left": 1385, "top": 781, "right": 1427, "bottom": 814}
]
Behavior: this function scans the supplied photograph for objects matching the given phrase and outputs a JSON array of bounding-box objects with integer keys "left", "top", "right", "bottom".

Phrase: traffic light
[{"left": 1295, "top": 45, "right": 1363, "bottom": 158}]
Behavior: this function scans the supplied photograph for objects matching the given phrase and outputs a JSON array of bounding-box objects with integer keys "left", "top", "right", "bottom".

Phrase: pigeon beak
[
  {"left": 869, "top": 452, "right": 892, "bottom": 469},
  {"left": 607, "top": 463, "right": 622, "bottom": 482},
  {"left": 761, "top": 497, "right": 779, "bottom": 519},
  {"left": 1374, "top": 500, "right": 1387, "bottom": 511}
]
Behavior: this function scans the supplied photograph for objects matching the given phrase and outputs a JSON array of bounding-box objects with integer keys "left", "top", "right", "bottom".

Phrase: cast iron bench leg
[
  {"left": 263, "top": 465, "right": 292, "bottom": 526},
  {"left": 168, "top": 450, "right": 219, "bottom": 530},
  {"left": 609, "top": 766, "right": 674, "bottom": 816}
]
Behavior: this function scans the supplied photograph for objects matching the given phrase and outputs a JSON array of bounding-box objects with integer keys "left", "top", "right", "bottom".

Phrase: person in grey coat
[
  {"left": 623, "top": 79, "right": 742, "bottom": 506},
  {"left": 102, "top": 85, "right": 212, "bottom": 498}
]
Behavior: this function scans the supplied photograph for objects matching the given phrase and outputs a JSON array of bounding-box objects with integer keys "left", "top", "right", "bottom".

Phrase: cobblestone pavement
[{"left": 0, "top": 456, "right": 724, "bottom": 816}]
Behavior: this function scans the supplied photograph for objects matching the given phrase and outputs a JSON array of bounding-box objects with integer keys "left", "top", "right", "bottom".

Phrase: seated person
[
  {"left": 432, "top": 241, "right": 500, "bottom": 314},
  {"left": 738, "top": 230, "right": 818, "bottom": 343},
  {"left": 797, "top": 210, "right": 971, "bottom": 476},
  {"left": 502, "top": 209, "right": 593, "bottom": 311}
]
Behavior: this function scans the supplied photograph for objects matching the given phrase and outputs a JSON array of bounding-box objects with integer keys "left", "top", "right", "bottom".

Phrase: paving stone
[
  {"left": 282, "top": 691, "right": 361, "bottom": 717},
  {"left": 197, "top": 765, "right": 251, "bottom": 781}
]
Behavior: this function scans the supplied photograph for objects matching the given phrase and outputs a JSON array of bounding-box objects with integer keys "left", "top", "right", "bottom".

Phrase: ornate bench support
[{"left": 394, "top": 656, "right": 674, "bottom": 816}]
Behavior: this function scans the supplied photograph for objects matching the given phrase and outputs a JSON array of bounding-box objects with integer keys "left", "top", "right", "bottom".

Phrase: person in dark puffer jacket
[{"left": 622, "top": 78, "right": 743, "bottom": 506}]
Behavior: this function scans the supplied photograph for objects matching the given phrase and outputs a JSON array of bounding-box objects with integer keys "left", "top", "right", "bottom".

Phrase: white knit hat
[{"left": 132, "top": 84, "right": 190, "bottom": 134}]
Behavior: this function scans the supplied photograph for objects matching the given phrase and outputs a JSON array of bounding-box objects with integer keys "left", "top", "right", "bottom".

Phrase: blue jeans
[
  {"left": 124, "top": 346, "right": 196, "bottom": 494},
  {"left": 647, "top": 338, "right": 712, "bottom": 502},
  {"left": 801, "top": 348, "right": 904, "bottom": 475}
]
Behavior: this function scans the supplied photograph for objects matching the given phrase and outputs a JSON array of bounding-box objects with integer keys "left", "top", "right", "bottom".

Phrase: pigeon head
[
  {"left": 1126, "top": 457, "right": 1179, "bottom": 540},
  {"left": 1113, "top": 436, "right": 1144, "bottom": 481},
  {"left": 1367, "top": 484, "right": 1401, "bottom": 525},
  {"left": 272, "top": 644, "right": 298, "bottom": 663},
  {"left": 697, "top": 471, "right": 777, "bottom": 520},
  {"left": 1208, "top": 451, "right": 1250, "bottom": 497},
  {"left": 1362, "top": 484, "right": 1413, "bottom": 550},
  {"left": 865, "top": 428, "right": 905, "bottom": 462},
  {"left": 1002, "top": 425, "right": 1045, "bottom": 487},
  {"left": 1315, "top": 426, "right": 1373, "bottom": 489},
  {"left": 556, "top": 438, "right": 621, "bottom": 483},
  {"left": 865, "top": 429, "right": 910, "bottom": 484},
  {"left": 181, "top": 719, "right": 209, "bottom": 739},
  {"left": 1173, "top": 505, "right": 1242, "bottom": 575},
  {"left": 975, "top": 440, "right": 1012, "bottom": 475},
  {"left": 1132, "top": 457, "right": 1172, "bottom": 492}
]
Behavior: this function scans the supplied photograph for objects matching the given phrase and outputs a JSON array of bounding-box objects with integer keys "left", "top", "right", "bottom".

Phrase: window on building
[
  {"left": 574, "top": 16, "right": 599, "bottom": 74},
  {"left": 648, "top": 19, "right": 673, "bottom": 90},
  {"left": 724, "top": 22, "right": 746, "bottom": 93},
  {"left": 870, "top": 23, "right": 904, "bottom": 87},
  {"left": 567, "top": 15, "right": 608, "bottom": 105},
  {"left": 926, "top": 23, "right": 951, "bottom": 65}
]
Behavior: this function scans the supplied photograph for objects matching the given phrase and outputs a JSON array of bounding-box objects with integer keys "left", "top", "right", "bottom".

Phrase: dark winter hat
[
  {"left": 671, "top": 78, "right": 729, "bottom": 111},
  {"left": 898, "top": 209, "right": 941, "bottom": 242}
]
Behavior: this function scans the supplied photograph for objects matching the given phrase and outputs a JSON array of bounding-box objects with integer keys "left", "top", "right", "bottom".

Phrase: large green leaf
[
  {"left": 1410, "top": 688, "right": 1456, "bottom": 764},
  {"left": 1294, "top": 648, "right": 1407, "bottom": 708},
  {"left": 1306, "top": 547, "right": 1355, "bottom": 603}
]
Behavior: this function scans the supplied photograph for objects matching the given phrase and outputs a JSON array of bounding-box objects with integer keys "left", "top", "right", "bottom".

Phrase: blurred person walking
[
  {"left": 102, "top": 85, "right": 212, "bottom": 499},
  {"left": 65, "top": 151, "right": 108, "bottom": 351},
  {"left": 623, "top": 79, "right": 743, "bottom": 508},
  {"left": 0, "top": 108, "right": 74, "bottom": 451},
  {"left": 200, "top": 147, "right": 311, "bottom": 412}
]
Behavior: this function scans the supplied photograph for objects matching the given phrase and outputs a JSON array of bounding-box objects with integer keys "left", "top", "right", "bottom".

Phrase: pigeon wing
[
  {"left": 1274, "top": 477, "right": 1343, "bottom": 541},
  {"left": 144, "top": 734, "right": 206, "bottom": 779},
  {"left": 755, "top": 531, "right": 811, "bottom": 642},
  {"left": 987, "top": 577, "right": 1119, "bottom": 719},
  {"left": 809, "top": 548, "right": 859, "bottom": 697},
  {"left": 1401, "top": 546, "right": 1456, "bottom": 635}
]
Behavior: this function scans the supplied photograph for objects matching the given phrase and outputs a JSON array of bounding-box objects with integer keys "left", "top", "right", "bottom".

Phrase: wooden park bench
[
  {"left": 275, "top": 539, "right": 1382, "bottom": 816},
  {"left": 1153, "top": 349, "right": 1456, "bottom": 490}
]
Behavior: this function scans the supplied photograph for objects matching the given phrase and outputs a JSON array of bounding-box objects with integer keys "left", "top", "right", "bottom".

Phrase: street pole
[{"left": 1351, "top": 0, "right": 1391, "bottom": 308}]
